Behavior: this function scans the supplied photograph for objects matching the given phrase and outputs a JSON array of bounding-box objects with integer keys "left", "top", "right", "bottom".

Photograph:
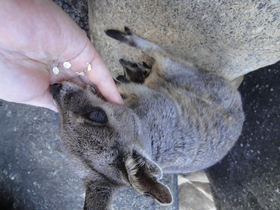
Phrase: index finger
[
  {"left": 58, "top": 37, "right": 123, "bottom": 105},
  {"left": 87, "top": 50, "right": 124, "bottom": 105}
]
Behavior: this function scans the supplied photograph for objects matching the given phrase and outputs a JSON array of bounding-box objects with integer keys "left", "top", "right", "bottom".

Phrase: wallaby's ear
[
  {"left": 83, "top": 180, "right": 116, "bottom": 210},
  {"left": 125, "top": 150, "right": 172, "bottom": 204}
]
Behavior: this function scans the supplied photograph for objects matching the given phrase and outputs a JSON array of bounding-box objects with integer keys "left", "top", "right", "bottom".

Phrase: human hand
[{"left": 0, "top": 0, "right": 123, "bottom": 112}]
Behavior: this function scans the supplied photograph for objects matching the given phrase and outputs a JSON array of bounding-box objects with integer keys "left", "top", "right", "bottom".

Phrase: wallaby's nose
[{"left": 50, "top": 83, "right": 62, "bottom": 97}]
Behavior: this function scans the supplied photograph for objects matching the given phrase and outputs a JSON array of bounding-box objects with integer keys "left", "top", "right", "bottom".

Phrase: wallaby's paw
[
  {"left": 119, "top": 59, "right": 151, "bottom": 84},
  {"left": 119, "top": 91, "right": 138, "bottom": 108},
  {"left": 115, "top": 75, "right": 130, "bottom": 84},
  {"left": 116, "top": 83, "right": 139, "bottom": 108},
  {"left": 119, "top": 59, "right": 151, "bottom": 71},
  {"left": 105, "top": 27, "right": 135, "bottom": 46}
]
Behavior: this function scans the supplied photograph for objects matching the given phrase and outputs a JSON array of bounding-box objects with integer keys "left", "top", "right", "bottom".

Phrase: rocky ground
[{"left": 0, "top": 1, "right": 279, "bottom": 209}]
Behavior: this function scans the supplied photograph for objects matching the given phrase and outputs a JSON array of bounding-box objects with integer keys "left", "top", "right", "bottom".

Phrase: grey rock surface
[
  {"left": 88, "top": 0, "right": 280, "bottom": 80},
  {"left": 0, "top": 104, "right": 85, "bottom": 210},
  {"left": 179, "top": 182, "right": 215, "bottom": 210},
  {"left": 178, "top": 174, "right": 216, "bottom": 210},
  {"left": 53, "top": 0, "right": 90, "bottom": 36}
]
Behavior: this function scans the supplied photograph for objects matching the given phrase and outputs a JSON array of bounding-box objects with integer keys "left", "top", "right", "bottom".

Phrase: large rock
[{"left": 88, "top": 0, "right": 280, "bottom": 80}]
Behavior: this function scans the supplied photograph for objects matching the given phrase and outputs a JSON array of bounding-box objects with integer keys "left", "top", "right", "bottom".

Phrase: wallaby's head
[{"left": 50, "top": 82, "right": 172, "bottom": 209}]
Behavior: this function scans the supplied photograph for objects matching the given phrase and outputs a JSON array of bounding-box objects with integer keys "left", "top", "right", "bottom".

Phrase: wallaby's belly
[{"left": 143, "top": 72, "right": 244, "bottom": 173}]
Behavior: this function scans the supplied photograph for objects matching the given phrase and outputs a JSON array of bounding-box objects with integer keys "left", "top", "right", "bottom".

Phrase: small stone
[
  {"left": 52, "top": 67, "right": 59, "bottom": 75},
  {"left": 63, "top": 61, "right": 72, "bottom": 69}
]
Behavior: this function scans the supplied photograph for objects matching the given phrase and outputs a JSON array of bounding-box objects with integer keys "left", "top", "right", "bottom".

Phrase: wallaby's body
[{"left": 51, "top": 27, "right": 244, "bottom": 210}]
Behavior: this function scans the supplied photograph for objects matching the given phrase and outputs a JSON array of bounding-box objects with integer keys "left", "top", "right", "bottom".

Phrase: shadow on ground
[{"left": 206, "top": 61, "right": 280, "bottom": 210}]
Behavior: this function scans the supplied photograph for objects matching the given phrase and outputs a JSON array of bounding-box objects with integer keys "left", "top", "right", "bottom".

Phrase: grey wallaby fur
[{"left": 50, "top": 27, "right": 244, "bottom": 210}]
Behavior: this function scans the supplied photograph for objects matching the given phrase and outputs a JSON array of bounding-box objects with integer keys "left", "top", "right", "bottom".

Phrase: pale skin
[{"left": 0, "top": 0, "right": 123, "bottom": 112}]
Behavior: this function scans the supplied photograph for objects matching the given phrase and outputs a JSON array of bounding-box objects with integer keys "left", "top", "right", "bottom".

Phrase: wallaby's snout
[
  {"left": 50, "top": 82, "right": 78, "bottom": 100},
  {"left": 50, "top": 81, "right": 97, "bottom": 114},
  {"left": 50, "top": 83, "right": 62, "bottom": 98}
]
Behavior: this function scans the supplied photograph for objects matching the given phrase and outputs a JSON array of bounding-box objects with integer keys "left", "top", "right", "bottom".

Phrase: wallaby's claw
[
  {"left": 105, "top": 27, "right": 132, "bottom": 42},
  {"left": 119, "top": 58, "right": 126, "bottom": 66},
  {"left": 105, "top": 29, "right": 128, "bottom": 42},
  {"left": 124, "top": 27, "right": 132, "bottom": 35}
]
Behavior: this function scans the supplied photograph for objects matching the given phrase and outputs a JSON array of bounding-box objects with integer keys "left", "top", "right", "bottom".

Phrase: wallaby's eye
[
  {"left": 132, "top": 63, "right": 138, "bottom": 68},
  {"left": 84, "top": 108, "right": 108, "bottom": 125}
]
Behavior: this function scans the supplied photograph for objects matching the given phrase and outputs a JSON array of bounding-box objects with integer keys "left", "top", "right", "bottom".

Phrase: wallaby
[{"left": 50, "top": 27, "right": 244, "bottom": 210}]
